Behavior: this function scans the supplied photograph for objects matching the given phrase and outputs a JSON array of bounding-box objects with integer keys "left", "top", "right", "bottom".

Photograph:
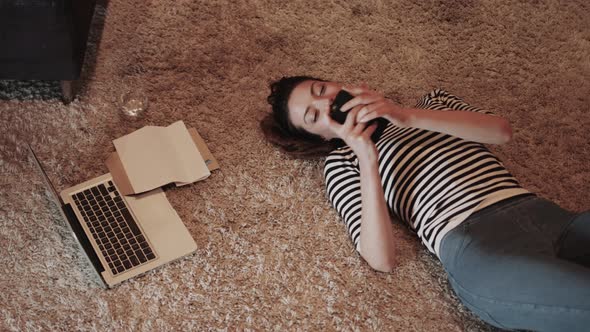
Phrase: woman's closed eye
[
  {"left": 307, "top": 109, "right": 318, "bottom": 124},
  {"left": 313, "top": 82, "right": 326, "bottom": 96}
]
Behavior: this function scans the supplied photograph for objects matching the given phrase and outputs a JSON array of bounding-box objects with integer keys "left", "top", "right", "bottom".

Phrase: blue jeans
[{"left": 439, "top": 195, "right": 590, "bottom": 332}]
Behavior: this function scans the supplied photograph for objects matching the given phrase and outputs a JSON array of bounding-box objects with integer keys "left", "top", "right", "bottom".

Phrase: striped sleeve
[
  {"left": 324, "top": 149, "right": 363, "bottom": 252},
  {"left": 415, "top": 88, "right": 496, "bottom": 115}
]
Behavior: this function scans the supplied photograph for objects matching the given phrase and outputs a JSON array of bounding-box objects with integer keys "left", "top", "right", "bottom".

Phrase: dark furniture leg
[{"left": 61, "top": 80, "right": 75, "bottom": 103}]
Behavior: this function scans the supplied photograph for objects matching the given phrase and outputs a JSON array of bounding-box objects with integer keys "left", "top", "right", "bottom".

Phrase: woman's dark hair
[{"left": 261, "top": 76, "right": 341, "bottom": 159}]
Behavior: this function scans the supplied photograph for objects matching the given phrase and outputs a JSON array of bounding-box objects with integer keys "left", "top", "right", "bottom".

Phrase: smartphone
[
  {"left": 330, "top": 89, "right": 389, "bottom": 142},
  {"left": 330, "top": 90, "right": 355, "bottom": 124}
]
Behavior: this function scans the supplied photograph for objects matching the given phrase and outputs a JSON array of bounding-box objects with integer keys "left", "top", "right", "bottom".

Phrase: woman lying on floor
[{"left": 260, "top": 76, "right": 590, "bottom": 332}]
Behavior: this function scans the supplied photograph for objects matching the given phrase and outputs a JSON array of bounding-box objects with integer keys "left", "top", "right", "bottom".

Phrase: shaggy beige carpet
[{"left": 1, "top": 0, "right": 588, "bottom": 331}]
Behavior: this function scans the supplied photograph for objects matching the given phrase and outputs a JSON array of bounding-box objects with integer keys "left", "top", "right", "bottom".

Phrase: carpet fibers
[{"left": 1, "top": 0, "right": 589, "bottom": 331}]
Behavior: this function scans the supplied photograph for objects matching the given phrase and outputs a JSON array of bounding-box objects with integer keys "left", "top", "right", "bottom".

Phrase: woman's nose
[{"left": 314, "top": 98, "right": 332, "bottom": 112}]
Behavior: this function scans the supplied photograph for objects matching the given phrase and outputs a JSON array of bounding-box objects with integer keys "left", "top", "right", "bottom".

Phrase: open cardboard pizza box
[{"left": 105, "top": 120, "right": 219, "bottom": 196}]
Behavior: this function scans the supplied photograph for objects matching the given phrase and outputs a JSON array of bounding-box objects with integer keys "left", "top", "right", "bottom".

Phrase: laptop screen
[
  {"left": 27, "top": 145, "right": 65, "bottom": 208},
  {"left": 26, "top": 144, "right": 106, "bottom": 287}
]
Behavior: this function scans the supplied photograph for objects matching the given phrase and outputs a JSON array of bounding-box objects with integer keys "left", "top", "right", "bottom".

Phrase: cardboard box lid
[{"left": 106, "top": 121, "right": 219, "bottom": 196}]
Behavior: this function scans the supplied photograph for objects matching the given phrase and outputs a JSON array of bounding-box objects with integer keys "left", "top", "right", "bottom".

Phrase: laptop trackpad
[{"left": 125, "top": 188, "right": 197, "bottom": 260}]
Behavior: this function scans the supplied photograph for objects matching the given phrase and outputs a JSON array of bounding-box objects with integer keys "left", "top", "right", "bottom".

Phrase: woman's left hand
[{"left": 341, "top": 84, "right": 411, "bottom": 128}]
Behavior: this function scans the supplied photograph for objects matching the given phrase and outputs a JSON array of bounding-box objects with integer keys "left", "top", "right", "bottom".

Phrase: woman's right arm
[
  {"left": 327, "top": 106, "right": 397, "bottom": 272},
  {"left": 357, "top": 152, "right": 397, "bottom": 272}
]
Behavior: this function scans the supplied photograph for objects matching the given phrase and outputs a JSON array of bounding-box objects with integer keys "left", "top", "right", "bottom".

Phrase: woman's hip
[
  {"left": 438, "top": 195, "right": 590, "bottom": 331},
  {"left": 439, "top": 194, "right": 576, "bottom": 270}
]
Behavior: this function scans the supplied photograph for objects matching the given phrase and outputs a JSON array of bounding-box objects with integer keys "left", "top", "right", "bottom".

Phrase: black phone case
[{"left": 330, "top": 90, "right": 354, "bottom": 124}]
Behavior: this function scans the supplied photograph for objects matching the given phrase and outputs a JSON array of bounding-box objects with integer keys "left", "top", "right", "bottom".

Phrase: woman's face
[{"left": 287, "top": 80, "right": 342, "bottom": 140}]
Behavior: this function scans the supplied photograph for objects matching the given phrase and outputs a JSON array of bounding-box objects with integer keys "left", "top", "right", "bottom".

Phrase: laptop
[{"left": 27, "top": 144, "right": 197, "bottom": 288}]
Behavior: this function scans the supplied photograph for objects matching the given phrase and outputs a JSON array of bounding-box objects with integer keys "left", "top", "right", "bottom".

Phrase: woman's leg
[
  {"left": 556, "top": 211, "right": 590, "bottom": 267},
  {"left": 440, "top": 196, "right": 590, "bottom": 332}
]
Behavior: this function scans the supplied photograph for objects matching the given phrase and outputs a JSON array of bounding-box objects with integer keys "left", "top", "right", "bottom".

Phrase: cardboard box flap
[
  {"left": 106, "top": 152, "right": 134, "bottom": 196},
  {"left": 188, "top": 127, "right": 219, "bottom": 171},
  {"left": 106, "top": 121, "right": 215, "bottom": 196}
]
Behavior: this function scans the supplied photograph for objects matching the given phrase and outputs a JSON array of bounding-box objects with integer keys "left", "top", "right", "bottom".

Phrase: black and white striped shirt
[{"left": 324, "top": 89, "right": 530, "bottom": 257}]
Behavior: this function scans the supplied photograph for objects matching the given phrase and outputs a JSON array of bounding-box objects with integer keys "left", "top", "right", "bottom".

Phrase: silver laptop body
[{"left": 28, "top": 144, "right": 197, "bottom": 288}]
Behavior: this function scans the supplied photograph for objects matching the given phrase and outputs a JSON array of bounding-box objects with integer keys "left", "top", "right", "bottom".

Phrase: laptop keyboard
[{"left": 72, "top": 181, "right": 156, "bottom": 275}]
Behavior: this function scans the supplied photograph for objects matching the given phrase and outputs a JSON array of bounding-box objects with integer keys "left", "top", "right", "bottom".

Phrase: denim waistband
[
  {"left": 463, "top": 193, "right": 537, "bottom": 227},
  {"left": 439, "top": 193, "right": 537, "bottom": 264}
]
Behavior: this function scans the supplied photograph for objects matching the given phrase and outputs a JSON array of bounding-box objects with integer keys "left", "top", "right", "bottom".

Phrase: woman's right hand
[{"left": 325, "top": 105, "right": 379, "bottom": 164}]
